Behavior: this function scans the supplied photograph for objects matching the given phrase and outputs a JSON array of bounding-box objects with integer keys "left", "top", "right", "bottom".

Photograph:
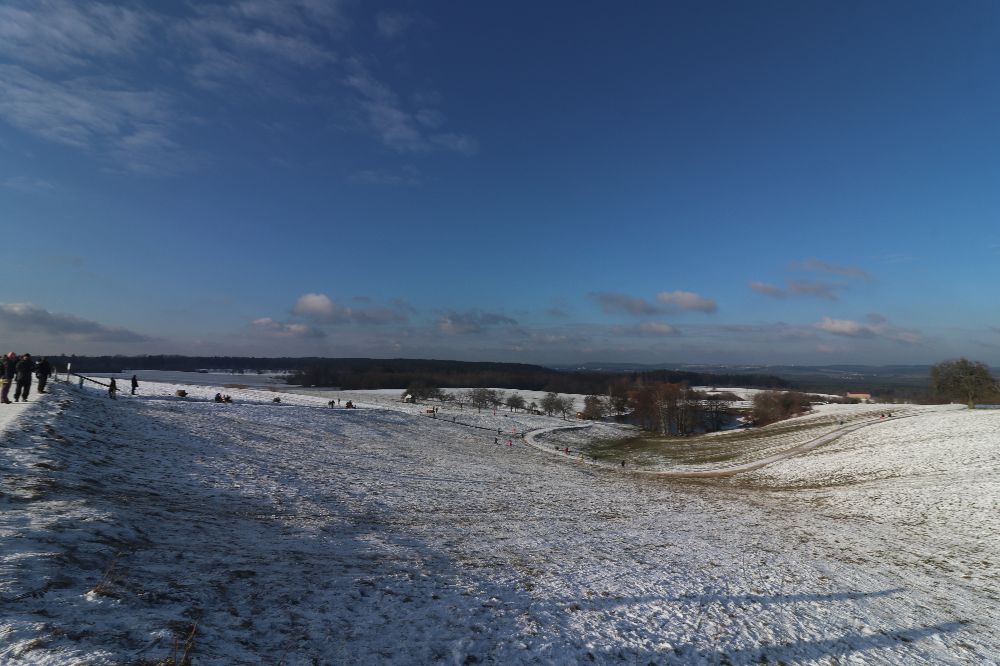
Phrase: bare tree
[
  {"left": 931, "top": 358, "right": 998, "bottom": 408},
  {"left": 540, "top": 392, "right": 560, "bottom": 416},
  {"left": 581, "top": 394, "right": 605, "bottom": 420},
  {"left": 468, "top": 388, "right": 493, "bottom": 412},
  {"left": 556, "top": 395, "right": 575, "bottom": 420},
  {"left": 607, "top": 379, "right": 630, "bottom": 416},
  {"left": 702, "top": 394, "right": 733, "bottom": 432},
  {"left": 505, "top": 394, "right": 526, "bottom": 412}
]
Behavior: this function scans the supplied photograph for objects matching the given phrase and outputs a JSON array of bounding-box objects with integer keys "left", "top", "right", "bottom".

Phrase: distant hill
[
  {"left": 47, "top": 355, "right": 790, "bottom": 394},
  {"left": 48, "top": 354, "right": 976, "bottom": 398},
  {"left": 551, "top": 362, "right": 959, "bottom": 398}
]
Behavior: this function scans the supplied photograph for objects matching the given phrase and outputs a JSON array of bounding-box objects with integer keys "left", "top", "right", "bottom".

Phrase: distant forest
[{"left": 48, "top": 355, "right": 791, "bottom": 394}]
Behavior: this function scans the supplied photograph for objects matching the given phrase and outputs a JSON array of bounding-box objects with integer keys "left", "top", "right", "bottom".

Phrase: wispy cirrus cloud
[
  {"left": 438, "top": 310, "right": 517, "bottom": 335},
  {"left": 176, "top": 2, "right": 339, "bottom": 91},
  {"left": 752, "top": 257, "right": 869, "bottom": 300},
  {"left": 791, "top": 258, "right": 873, "bottom": 281},
  {"left": 787, "top": 280, "right": 845, "bottom": 300},
  {"left": 351, "top": 164, "right": 420, "bottom": 186},
  {"left": 0, "top": 0, "right": 151, "bottom": 71},
  {"left": 1, "top": 176, "right": 54, "bottom": 192},
  {"left": 376, "top": 11, "right": 415, "bottom": 40},
  {"left": 750, "top": 281, "right": 786, "bottom": 298},
  {"left": 0, "top": 65, "right": 189, "bottom": 174},
  {"left": 752, "top": 280, "right": 847, "bottom": 300},
  {"left": 0, "top": 302, "right": 149, "bottom": 343},
  {"left": 0, "top": 1, "right": 474, "bottom": 174},
  {"left": 344, "top": 58, "right": 478, "bottom": 156}
]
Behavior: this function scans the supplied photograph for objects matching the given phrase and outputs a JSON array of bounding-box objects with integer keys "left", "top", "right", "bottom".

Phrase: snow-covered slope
[{"left": 1, "top": 382, "right": 996, "bottom": 664}]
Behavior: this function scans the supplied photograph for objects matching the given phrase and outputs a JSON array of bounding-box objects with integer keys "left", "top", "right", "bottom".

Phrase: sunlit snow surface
[{"left": 1, "top": 382, "right": 997, "bottom": 664}]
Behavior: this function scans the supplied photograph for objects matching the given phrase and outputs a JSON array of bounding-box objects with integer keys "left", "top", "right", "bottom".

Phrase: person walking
[
  {"left": 130, "top": 374, "right": 139, "bottom": 395},
  {"left": 0, "top": 352, "right": 15, "bottom": 404},
  {"left": 14, "top": 353, "right": 35, "bottom": 402},
  {"left": 108, "top": 377, "right": 118, "bottom": 400},
  {"left": 35, "top": 357, "right": 52, "bottom": 394}
]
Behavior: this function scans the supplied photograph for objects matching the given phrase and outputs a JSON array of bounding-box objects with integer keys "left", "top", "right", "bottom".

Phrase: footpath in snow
[{"left": 1, "top": 381, "right": 996, "bottom": 664}]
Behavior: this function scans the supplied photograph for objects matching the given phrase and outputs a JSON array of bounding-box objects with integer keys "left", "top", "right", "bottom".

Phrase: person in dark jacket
[
  {"left": 35, "top": 357, "right": 52, "bottom": 394},
  {"left": 108, "top": 377, "right": 118, "bottom": 400},
  {"left": 0, "top": 352, "right": 15, "bottom": 404},
  {"left": 131, "top": 374, "right": 138, "bottom": 395},
  {"left": 14, "top": 353, "right": 35, "bottom": 402}
]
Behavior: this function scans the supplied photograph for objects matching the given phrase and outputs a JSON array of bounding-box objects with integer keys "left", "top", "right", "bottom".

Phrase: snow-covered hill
[{"left": 1, "top": 381, "right": 996, "bottom": 664}]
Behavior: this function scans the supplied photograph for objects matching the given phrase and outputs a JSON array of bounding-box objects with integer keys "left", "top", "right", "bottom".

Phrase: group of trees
[
  {"left": 283, "top": 358, "right": 789, "bottom": 394},
  {"left": 398, "top": 382, "right": 587, "bottom": 419},
  {"left": 391, "top": 357, "right": 1000, "bottom": 436},
  {"left": 750, "top": 391, "right": 813, "bottom": 426},
  {"left": 625, "top": 383, "right": 739, "bottom": 434}
]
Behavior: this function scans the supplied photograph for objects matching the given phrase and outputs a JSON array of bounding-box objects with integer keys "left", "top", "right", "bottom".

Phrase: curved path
[{"left": 523, "top": 413, "right": 919, "bottom": 478}]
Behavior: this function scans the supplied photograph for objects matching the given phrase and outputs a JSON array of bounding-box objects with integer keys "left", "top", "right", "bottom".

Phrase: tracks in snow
[{"left": 522, "top": 414, "right": 921, "bottom": 478}]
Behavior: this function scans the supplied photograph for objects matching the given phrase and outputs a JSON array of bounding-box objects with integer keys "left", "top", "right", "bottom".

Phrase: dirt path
[{"left": 524, "top": 414, "right": 919, "bottom": 478}]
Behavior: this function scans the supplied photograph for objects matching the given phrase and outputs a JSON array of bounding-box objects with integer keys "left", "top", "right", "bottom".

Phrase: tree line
[{"left": 286, "top": 359, "right": 789, "bottom": 395}]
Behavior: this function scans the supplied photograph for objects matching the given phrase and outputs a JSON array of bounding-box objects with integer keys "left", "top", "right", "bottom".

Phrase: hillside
[{"left": 1, "top": 382, "right": 996, "bottom": 663}]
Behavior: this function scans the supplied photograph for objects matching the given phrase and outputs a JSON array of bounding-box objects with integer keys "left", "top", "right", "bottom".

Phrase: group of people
[
  {"left": 0, "top": 354, "right": 52, "bottom": 404},
  {"left": 214, "top": 393, "right": 234, "bottom": 403},
  {"left": 106, "top": 375, "right": 138, "bottom": 400},
  {"left": 326, "top": 399, "right": 354, "bottom": 408}
]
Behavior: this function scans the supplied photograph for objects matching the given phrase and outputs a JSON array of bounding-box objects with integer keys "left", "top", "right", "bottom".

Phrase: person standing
[
  {"left": 131, "top": 374, "right": 139, "bottom": 395},
  {"left": 14, "top": 353, "right": 35, "bottom": 402},
  {"left": 108, "top": 377, "right": 118, "bottom": 400},
  {"left": 35, "top": 357, "right": 52, "bottom": 394},
  {"left": 0, "top": 352, "right": 15, "bottom": 404}
]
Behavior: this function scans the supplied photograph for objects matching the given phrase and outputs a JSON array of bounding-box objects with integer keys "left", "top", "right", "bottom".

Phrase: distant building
[{"left": 846, "top": 392, "right": 872, "bottom": 402}]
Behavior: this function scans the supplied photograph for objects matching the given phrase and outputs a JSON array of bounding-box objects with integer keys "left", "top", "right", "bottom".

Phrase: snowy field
[{"left": 1, "top": 380, "right": 997, "bottom": 664}]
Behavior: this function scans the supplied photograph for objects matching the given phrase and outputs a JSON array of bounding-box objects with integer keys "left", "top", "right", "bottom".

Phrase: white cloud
[
  {"left": 815, "top": 314, "right": 920, "bottom": 343},
  {"left": 637, "top": 321, "right": 677, "bottom": 336},
  {"left": 289, "top": 293, "right": 411, "bottom": 325},
  {"left": 292, "top": 292, "right": 340, "bottom": 322},
  {"left": 816, "top": 317, "right": 869, "bottom": 336},
  {"left": 655, "top": 290, "right": 717, "bottom": 313},
  {"left": 251, "top": 317, "right": 324, "bottom": 338}
]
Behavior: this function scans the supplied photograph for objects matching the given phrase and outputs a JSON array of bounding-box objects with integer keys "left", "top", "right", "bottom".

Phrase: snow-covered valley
[{"left": 1, "top": 381, "right": 997, "bottom": 664}]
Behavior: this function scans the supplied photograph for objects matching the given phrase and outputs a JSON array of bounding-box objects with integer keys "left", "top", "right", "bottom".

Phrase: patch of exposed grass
[{"left": 583, "top": 417, "right": 838, "bottom": 468}]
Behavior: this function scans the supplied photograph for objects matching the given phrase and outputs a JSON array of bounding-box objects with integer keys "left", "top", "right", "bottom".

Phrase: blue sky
[{"left": 1, "top": 0, "right": 998, "bottom": 365}]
